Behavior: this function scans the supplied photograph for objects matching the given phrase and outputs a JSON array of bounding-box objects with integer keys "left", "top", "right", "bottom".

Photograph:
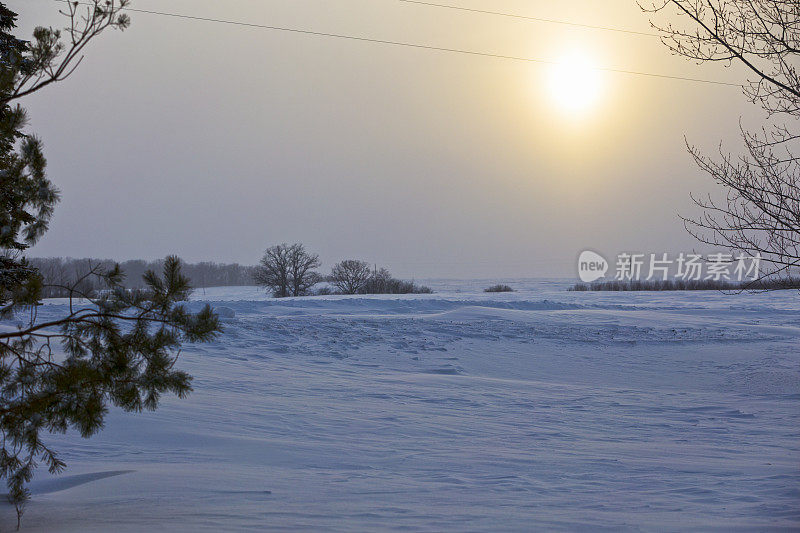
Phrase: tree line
[
  {"left": 30, "top": 257, "right": 259, "bottom": 298},
  {"left": 254, "top": 243, "right": 432, "bottom": 297},
  {"left": 570, "top": 278, "right": 800, "bottom": 292},
  {"left": 30, "top": 247, "right": 433, "bottom": 299}
]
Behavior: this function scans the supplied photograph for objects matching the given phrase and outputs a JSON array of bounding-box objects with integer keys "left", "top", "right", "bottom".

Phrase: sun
[{"left": 546, "top": 52, "right": 604, "bottom": 115}]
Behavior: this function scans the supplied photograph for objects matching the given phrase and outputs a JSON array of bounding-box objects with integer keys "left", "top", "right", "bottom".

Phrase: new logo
[{"left": 578, "top": 250, "right": 608, "bottom": 282}]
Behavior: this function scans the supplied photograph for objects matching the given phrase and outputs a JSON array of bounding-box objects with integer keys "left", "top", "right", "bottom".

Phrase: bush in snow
[
  {"left": 362, "top": 267, "right": 432, "bottom": 294},
  {"left": 569, "top": 277, "right": 800, "bottom": 292},
  {"left": 485, "top": 284, "right": 514, "bottom": 293}
]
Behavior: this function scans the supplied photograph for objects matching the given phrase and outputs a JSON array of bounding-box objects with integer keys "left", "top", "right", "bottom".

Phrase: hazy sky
[{"left": 14, "top": 0, "right": 759, "bottom": 277}]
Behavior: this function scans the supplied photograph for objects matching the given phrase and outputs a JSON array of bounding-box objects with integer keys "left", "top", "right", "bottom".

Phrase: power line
[
  {"left": 59, "top": 1, "right": 740, "bottom": 88},
  {"left": 396, "top": 0, "right": 660, "bottom": 38}
]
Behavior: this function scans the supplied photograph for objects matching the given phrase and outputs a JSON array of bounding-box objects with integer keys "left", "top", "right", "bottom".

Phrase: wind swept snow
[{"left": 4, "top": 280, "right": 799, "bottom": 531}]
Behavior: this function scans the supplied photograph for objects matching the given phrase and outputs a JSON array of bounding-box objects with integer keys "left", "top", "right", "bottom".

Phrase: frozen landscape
[{"left": 2, "top": 280, "right": 799, "bottom": 531}]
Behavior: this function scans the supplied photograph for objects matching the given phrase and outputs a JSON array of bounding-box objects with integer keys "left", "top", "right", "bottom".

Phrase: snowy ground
[{"left": 3, "top": 280, "right": 799, "bottom": 531}]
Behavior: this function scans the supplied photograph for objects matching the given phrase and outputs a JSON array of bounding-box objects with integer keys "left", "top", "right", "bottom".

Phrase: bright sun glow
[{"left": 547, "top": 52, "right": 604, "bottom": 115}]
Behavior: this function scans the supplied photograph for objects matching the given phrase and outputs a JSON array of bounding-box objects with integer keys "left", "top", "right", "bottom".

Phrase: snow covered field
[{"left": 3, "top": 280, "right": 799, "bottom": 531}]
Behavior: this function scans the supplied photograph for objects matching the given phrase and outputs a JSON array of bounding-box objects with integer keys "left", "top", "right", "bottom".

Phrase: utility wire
[
  {"left": 59, "top": 1, "right": 740, "bottom": 88},
  {"left": 396, "top": 0, "right": 660, "bottom": 38}
]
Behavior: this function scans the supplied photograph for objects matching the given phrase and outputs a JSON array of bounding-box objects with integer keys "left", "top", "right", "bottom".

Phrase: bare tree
[
  {"left": 643, "top": 1, "right": 800, "bottom": 282},
  {"left": 2, "top": 0, "right": 131, "bottom": 106},
  {"left": 287, "top": 243, "right": 321, "bottom": 296},
  {"left": 254, "top": 244, "right": 292, "bottom": 297},
  {"left": 330, "top": 259, "right": 372, "bottom": 294},
  {"left": 254, "top": 243, "right": 320, "bottom": 297}
]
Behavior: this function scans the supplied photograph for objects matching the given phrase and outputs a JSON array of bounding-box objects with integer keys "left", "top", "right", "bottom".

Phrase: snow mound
[
  {"left": 5, "top": 281, "right": 799, "bottom": 532},
  {"left": 214, "top": 306, "right": 236, "bottom": 319}
]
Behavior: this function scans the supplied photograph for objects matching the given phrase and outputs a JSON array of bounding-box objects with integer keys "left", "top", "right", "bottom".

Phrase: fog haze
[{"left": 14, "top": 0, "right": 758, "bottom": 277}]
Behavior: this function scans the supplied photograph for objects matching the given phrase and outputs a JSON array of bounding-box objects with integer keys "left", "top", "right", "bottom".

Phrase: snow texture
[{"left": 3, "top": 279, "right": 799, "bottom": 531}]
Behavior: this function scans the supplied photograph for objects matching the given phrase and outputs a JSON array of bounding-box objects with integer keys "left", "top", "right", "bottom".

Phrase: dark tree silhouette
[
  {"left": 643, "top": 1, "right": 800, "bottom": 283},
  {"left": 1, "top": 0, "right": 131, "bottom": 105},
  {"left": 254, "top": 244, "right": 292, "bottom": 297},
  {"left": 287, "top": 243, "right": 322, "bottom": 297},
  {"left": 254, "top": 243, "right": 321, "bottom": 297},
  {"left": 330, "top": 260, "right": 372, "bottom": 294}
]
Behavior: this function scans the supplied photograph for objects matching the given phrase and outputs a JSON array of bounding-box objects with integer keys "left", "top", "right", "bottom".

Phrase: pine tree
[{"left": 0, "top": 2, "right": 220, "bottom": 527}]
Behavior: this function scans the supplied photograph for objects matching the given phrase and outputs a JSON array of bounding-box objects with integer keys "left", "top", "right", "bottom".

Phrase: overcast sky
[{"left": 14, "top": 0, "right": 759, "bottom": 277}]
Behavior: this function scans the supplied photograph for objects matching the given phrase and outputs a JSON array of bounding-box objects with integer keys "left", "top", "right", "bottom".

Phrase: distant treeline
[
  {"left": 30, "top": 257, "right": 258, "bottom": 298},
  {"left": 569, "top": 278, "right": 800, "bottom": 292}
]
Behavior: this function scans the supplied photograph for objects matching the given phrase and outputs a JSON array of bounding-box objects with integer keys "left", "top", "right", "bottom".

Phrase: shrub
[
  {"left": 362, "top": 267, "right": 432, "bottom": 294},
  {"left": 323, "top": 265, "right": 432, "bottom": 295},
  {"left": 569, "top": 278, "right": 800, "bottom": 292},
  {"left": 485, "top": 284, "right": 514, "bottom": 293}
]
